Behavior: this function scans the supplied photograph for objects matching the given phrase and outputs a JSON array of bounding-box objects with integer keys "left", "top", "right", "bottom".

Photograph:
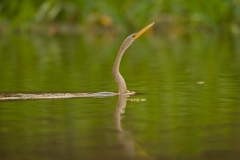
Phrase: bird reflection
[
  {"left": 114, "top": 95, "right": 135, "bottom": 158},
  {"left": 114, "top": 95, "right": 153, "bottom": 159}
]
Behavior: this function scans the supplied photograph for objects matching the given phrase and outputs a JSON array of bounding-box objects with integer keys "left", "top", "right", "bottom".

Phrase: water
[{"left": 0, "top": 33, "right": 240, "bottom": 159}]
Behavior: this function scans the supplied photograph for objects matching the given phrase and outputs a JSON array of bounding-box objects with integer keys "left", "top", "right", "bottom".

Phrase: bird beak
[{"left": 133, "top": 22, "right": 154, "bottom": 40}]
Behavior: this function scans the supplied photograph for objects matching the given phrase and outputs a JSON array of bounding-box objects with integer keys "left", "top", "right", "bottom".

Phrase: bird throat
[{"left": 112, "top": 38, "right": 133, "bottom": 94}]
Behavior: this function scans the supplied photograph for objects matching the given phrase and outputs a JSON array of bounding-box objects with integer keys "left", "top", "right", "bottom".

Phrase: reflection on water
[
  {"left": 114, "top": 95, "right": 135, "bottom": 158},
  {"left": 114, "top": 95, "right": 152, "bottom": 159},
  {"left": 0, "top": 33, "right": 240, "bottom": 159}
]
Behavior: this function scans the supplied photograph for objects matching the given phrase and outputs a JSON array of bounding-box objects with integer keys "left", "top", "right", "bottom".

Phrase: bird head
[
  {"left": 120, "top": 22, "right": 154, "bottom": 51},
  {"left": 132, "top": 22, "right": 154, "bottom": 40}
]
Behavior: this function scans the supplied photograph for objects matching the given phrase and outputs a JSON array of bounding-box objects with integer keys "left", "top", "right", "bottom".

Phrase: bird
[
  {"left": 0, "top": 22, "right": 154, "bottom": 101},
  {"left": 112, "top": 22, "right": 154, "bottom": 95}
]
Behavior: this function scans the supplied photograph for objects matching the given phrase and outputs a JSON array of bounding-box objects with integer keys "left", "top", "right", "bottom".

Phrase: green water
[{"left": 0, "top": 33, "right": 240, "bottom": 159}]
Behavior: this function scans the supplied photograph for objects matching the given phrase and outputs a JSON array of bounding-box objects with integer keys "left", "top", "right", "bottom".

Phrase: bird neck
[
  {"left": 112, "top": 42, "right": 131, "bottom": 94},
  {"left": 113, "top": 45, "right": 126, "bottom": 72}
]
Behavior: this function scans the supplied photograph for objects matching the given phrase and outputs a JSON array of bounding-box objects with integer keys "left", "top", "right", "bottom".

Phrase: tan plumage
[{"left": 112, "top": 22, "right": 154, "bottom": 94}]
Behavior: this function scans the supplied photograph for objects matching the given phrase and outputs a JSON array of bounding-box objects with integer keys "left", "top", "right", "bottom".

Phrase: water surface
[{"left": 0, "top": 33, "right": 240, "bottom": 159}]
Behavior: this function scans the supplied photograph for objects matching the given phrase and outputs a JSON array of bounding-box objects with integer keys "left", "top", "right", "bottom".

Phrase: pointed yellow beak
[{"left": 133, "top": 22, "right": 154, "bottom": 40}]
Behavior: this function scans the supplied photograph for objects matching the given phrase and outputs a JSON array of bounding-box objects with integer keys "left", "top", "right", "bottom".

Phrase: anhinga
[
  {"left": 0, "top": 23, "right": 154, "bottom": 101},
  {"left": 112, "top": 22, "right": 154, "bottom": 94}
]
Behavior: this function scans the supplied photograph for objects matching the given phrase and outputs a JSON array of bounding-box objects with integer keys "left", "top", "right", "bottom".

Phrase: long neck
[{"left": 112, "top": 40, "right": 132, "bottom": 94}]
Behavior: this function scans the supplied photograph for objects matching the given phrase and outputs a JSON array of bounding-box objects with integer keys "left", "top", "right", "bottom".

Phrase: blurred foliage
[{"left": 0, "top": 0, "right": 240, "bottom": 34}]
